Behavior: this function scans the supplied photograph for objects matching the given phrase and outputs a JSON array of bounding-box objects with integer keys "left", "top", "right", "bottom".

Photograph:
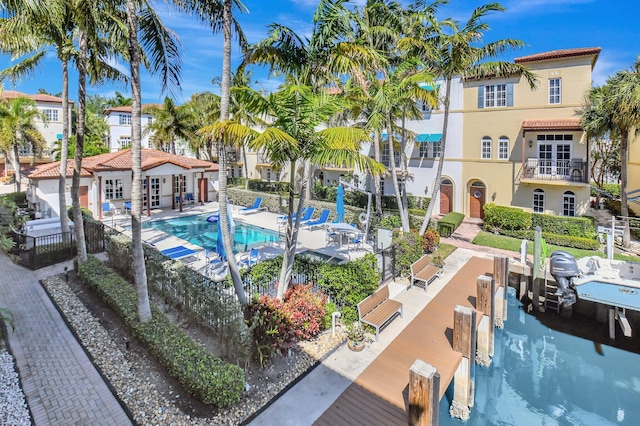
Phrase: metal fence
[{"left": 8, "top": 220, "right": 106, "bottom": 270}]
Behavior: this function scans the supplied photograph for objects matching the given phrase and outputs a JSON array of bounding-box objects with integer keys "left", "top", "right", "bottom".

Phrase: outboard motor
[{"left": 549, "top": 250, "right": 579, "bottom": 307}]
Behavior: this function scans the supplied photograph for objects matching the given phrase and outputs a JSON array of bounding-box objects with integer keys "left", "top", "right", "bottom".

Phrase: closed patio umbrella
[{"left": 336, "top": 184, "right": 345, "bottom": 223}]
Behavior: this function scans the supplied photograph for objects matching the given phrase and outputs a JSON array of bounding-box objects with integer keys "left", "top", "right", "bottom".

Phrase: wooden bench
[
  {"left": 410, "top": 254, "right": 441, "bottom": 292},
  {"left": 357, "top": 285, "right": 403, "bottom": 342}
]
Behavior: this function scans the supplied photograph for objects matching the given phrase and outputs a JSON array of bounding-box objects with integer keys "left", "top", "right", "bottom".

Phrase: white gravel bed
[
  {"left": 41, "top": 274, "right": 346, "bottom": 425},
  {"left": 0, "top": 349, "right": 30, "bottom": 426}
]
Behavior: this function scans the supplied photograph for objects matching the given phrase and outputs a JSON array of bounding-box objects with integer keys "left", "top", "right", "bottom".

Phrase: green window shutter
[
  {"left": 478, "top": 86, "right": 485, "bottom": 108},
  {"left": 507, "top": 83, "right": 514, "bottom": 107}
]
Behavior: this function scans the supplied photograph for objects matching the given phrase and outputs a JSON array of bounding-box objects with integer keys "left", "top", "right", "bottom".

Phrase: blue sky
[{"left": 0, "top": 0, "right": 637, "bottom": 104}]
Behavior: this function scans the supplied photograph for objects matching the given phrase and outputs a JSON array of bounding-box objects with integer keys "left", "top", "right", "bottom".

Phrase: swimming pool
[
  {"left": 439, "top": 287, "right": 640, "bottom": 425},
  {"left": 142, "top": 213, "right": 280, "bottom": 254}
]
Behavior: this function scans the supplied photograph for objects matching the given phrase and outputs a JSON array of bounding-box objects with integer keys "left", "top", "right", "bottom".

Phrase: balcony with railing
[
  {"left": 380, "top": 155, "right": 400, "bottom": 168},
  {"left": 519, "top": 158, "right": 588, "bottom": 185},
  {"left": 226, "top": 150, "right": 241, "bottom": 164},
  {"left": 256, "top": 153, "right": 271, "bottom": 166}
]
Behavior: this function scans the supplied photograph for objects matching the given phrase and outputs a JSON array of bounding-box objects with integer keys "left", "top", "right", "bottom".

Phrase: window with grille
[
  {"left": 481, "top": 137, "right": 492, "bottom": 159},
  {"left": 419, "top": 143, "right": 429, "bottom": 158},
  {"left": 498, "top": 137, "right": 509, "bottom": 160},
  {"left": 433, "top": 142, "right": 442, "bottom": 158},
  {"left": 563, "top": 191, "right": 576, "bottom": 216},
  {"left": 119, "top": 114, "right": 132, "bottom": 125},
  {"left": 42, "top": 108, "right": 59, "bottom": 122},
  {"left": 533, "top": 189, "right": 545, "bottom": 213},
  {"left": 485, "top": 84, "right": 506, "bottom": 108},
  {"left": 173, "top": 175, "right": 186, "bottom": 195},
  {"left": 105, "top": 179, "right": 123, "bottom": 200},
  {"left": 549, "top": 78, "right": 561, "bottom": 104},
  {"left": 119, "top": 137, "right": 131, "bottom": 149}
]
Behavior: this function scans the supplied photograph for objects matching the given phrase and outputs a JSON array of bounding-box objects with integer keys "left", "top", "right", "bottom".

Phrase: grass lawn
[{"left": 472, "top": 231, "right": 639, "bottom": 262}]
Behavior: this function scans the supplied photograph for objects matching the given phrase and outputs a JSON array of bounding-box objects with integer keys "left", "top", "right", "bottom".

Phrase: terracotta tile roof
[
  {"left": 23, "top": 161, "right": 92, "bottom": 179},
  {"left": 522, "top": 118, "right": 583, "bottom": 131},
  {"left": 104, "top": 104, "right": 159, "bottom": 115},
  {"left": 515, "top": 47, "right": 601, "bottom": 64},
  {"left": 25, "top": 149, "right": 218, "bottom": 179},
  {"left": 2, "top": 90, "right": 73, "bottom": 104}
]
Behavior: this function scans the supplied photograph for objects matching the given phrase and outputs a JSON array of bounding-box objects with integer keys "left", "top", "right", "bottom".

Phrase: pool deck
[{"left": 103, "top": 200, "right": 372, "bottom": 276}]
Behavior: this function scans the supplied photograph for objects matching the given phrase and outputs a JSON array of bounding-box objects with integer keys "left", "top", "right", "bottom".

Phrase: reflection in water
[{"left": 439, "top": 288, "right": 640, "bottom": 425}]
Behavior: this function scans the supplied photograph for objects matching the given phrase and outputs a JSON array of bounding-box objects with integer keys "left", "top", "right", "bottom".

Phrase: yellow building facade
[{"left": 460, "top": 48, "right": 600, "bottom": 218}]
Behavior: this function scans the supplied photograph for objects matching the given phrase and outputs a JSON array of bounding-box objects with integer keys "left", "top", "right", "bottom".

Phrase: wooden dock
[{"left": 314, "top": 256, "right": 493, "bottom": 425}]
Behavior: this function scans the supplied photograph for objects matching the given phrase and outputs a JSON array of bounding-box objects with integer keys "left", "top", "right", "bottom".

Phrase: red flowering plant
[
  {"left": 245, "top": 295, "right": 296, "bottom": 366},
  {"left": 283, "top": 284, "right": 327, "bottom": 340}
]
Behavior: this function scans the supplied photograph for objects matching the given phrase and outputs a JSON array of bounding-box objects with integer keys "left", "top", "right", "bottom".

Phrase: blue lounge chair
[
  {"left": 185, "top": 193, "right": 195, "bottom": 204},
  {"left": 303, "top": 209, "right": 331, "bottom": 230},
  {"left": 296, "top": 207, "right": 316, "bottom": 225},
  {"left": 160, "top": 245, "right": 197, "bottom": 260},
  {"left": 239, "top": 197, "right": 263, "bottom": 215},
  {"left": 102, "top": 202, "right": 117, "bottom": 216},
  {"left": 123, "top": 201, "right": 132, "bottom": 213},
  {"left": 277, "top": 207, "right": 306, "bottom": 224},
  {"left": 238, "top": 248, "right": 260, "bottom": 268}
]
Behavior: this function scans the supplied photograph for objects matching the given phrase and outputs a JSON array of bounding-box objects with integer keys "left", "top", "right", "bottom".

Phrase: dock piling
[
  {"left": 451, "top": 305, "right": 476, "bottom": 420},
  {"left": 409, "top": 360, "right": 440, "bottom": 426},
  {"left": 476, "top": 275, "right": 494, "bottom": 365}
]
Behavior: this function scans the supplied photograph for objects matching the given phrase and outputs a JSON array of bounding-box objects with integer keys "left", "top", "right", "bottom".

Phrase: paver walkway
[{"left": 0, "top": 254, "right": 132, "bottom": 425}]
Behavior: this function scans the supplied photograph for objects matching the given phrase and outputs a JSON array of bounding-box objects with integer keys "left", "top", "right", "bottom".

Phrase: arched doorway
[
  {"left": 469, "top": 181, "right": 486, "bottom": 219},
  {"left": 440, "top": 178, "right": 453, "bottom": 215}
]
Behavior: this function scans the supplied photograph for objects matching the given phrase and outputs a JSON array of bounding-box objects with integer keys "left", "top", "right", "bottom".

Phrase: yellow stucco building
[{"left": 460, "top": 47, "right": 601, "bottom": 219}]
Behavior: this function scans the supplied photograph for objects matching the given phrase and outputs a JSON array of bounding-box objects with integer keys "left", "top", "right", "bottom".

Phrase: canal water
[{"left": 439, "top": 288, "right": 640, "bottom": 425}]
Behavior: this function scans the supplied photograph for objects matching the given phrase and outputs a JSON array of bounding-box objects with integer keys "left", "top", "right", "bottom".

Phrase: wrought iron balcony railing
[{"left": 521, "top": 158, "right": 587, "bottom": 183}]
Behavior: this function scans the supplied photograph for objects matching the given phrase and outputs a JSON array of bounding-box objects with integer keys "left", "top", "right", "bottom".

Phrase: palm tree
[
  {"left": 227, "top": 81, "right": 383, "bottom": 300},
  {"left": 418, "top": 2, "right": 537, "bottom": 235},
  {"left": 143, "top": 97, "right": 191, "bottom": 154},
  {"left": 0, "top": 96, "right": 46, "bottom": 192},
  {"left": 0, "top": 1, "right": 74, "bottom": 233},
  {"left": 584, "top": 59, "right": 640, "bottom": 247},
  {"left": 172, "top": 0, "right": 248, "bottom": 304},
  {"left": 122, "top": 0, "right": 182, "bottom": 322},
  {"left": 180, "top": 91, "right": 221, "bottom": 160}
]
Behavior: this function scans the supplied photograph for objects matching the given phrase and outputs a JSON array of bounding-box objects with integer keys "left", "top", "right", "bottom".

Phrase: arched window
[
  {"left": 533, "top": 189, "right": 545, "bottom": 213},
  {"left": 481, "top": 137, "right": 492, "bottom": 159},
  {"left": 563, "top": 191, "right": 576, "bottom": 216},
  {"left": 498, "top": 136, "right": 509, "bottom": 160}
]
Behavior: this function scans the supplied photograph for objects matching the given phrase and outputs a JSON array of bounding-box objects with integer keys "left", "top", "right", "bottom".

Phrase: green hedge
[
  {"left": 531, "top": 213, "right": 595, "bottom": 239},
  {"left": 483, "top": 203, "right": 532, "bottom": 231},
  {"left": 247, "top": 179, "right": 291, "bottom": 193},
  {"left": 78, "top": 256, "right": 245, "bottom": 407},
  {"left": 502, "top": 229, "right": 600, "bottom": 250},
  {"left": 438, "top": 212, "right": 465, "bottom": 237},
  {"left": 0, "top": 191, "right": 26, "bottom": 206}
]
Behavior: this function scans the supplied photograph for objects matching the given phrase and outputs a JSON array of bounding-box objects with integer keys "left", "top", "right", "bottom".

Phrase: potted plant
[{"left": 346, "top": 323, "right": 365, "bottom": 352}]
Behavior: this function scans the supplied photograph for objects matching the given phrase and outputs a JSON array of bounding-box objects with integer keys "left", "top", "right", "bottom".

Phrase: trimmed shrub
[
  {"left": 482, "top": 203, "right": 531, "bottom": 232},
  {"left": 393, "top": 231, "right": 424, "bottom": 278},
  {"left": 437, "top": 212, "right": 465, "bottom": 237},
  {"left": 0, "top": 191, "right": 26, "bottom": 206},
  {"left": 315, "top": 253, "right": 380, "bottom": 324},
  {"left": 380, "top": 214, "right": 402, "bottom": 229},
  {"left": 502, "top": 229, "right": 601, "bottom": 250},
  {"left": 531, "top": 213, "right": 595, "bottom": 239},
  {"left": 78, "top": 256, "right": 245, "bottom": 407}
]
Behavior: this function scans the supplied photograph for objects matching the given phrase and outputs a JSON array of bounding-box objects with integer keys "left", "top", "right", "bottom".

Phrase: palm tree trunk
[
  {"left": 72, "top": 30, "right": 87, "bottom": 263},
  {"left": 621, "top": 130, "right": 630, "bottom": 248},
  {"left": 219, "top": 0, "right": 245, "bottom": 305},
  {"left": 242, "top": 144, "right": 249, "bottom": 190},
  {"left": 11, "top": 144, "right": 21, "bottom": 193},
  {"left": 127, "top": 0, "right": 152, "bottom": 323},
  {"left": 387, "top": 114, "right": 409, "bottom": 232},
  {"left": 58, "top": 59, "right": 70, "bottom": 234},
  {"left": 420, "top": 77, "right": 451, "bottom": 235},
  {"left": 400, "top": 110, "right": 409, "bottom": 222},
  {"left": 277, "top": 160, "right": 307, "bottom": 301},
  {"left": 373, "top": 132, "right": 382, "bottom": 216}
]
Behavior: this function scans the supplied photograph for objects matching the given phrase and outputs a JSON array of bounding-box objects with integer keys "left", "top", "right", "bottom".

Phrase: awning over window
[
  {"left": 416, "top": 133, "right": 442, "bottom": 143},
  {"left": 419, "top": 83, "right": 440, "bottom": 91}
]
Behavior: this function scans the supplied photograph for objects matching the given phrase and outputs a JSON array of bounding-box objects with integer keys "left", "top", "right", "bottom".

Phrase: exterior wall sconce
[
  {"left": 528, "top": 140, "right": 533, "bottom": 148},
  {"left": 491, "top": 191, "right": 497, "bottom": 201},
  {"left": 162, "top": 178, "right": 166, "bottom": 183}
]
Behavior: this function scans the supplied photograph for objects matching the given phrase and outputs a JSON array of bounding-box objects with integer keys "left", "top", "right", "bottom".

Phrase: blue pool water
[
  {"left": 142, "top": 213, "right": 280, "bottom": 254},
  {"left": 439, "top": 288, "right": 640, "bottom": 425}
]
